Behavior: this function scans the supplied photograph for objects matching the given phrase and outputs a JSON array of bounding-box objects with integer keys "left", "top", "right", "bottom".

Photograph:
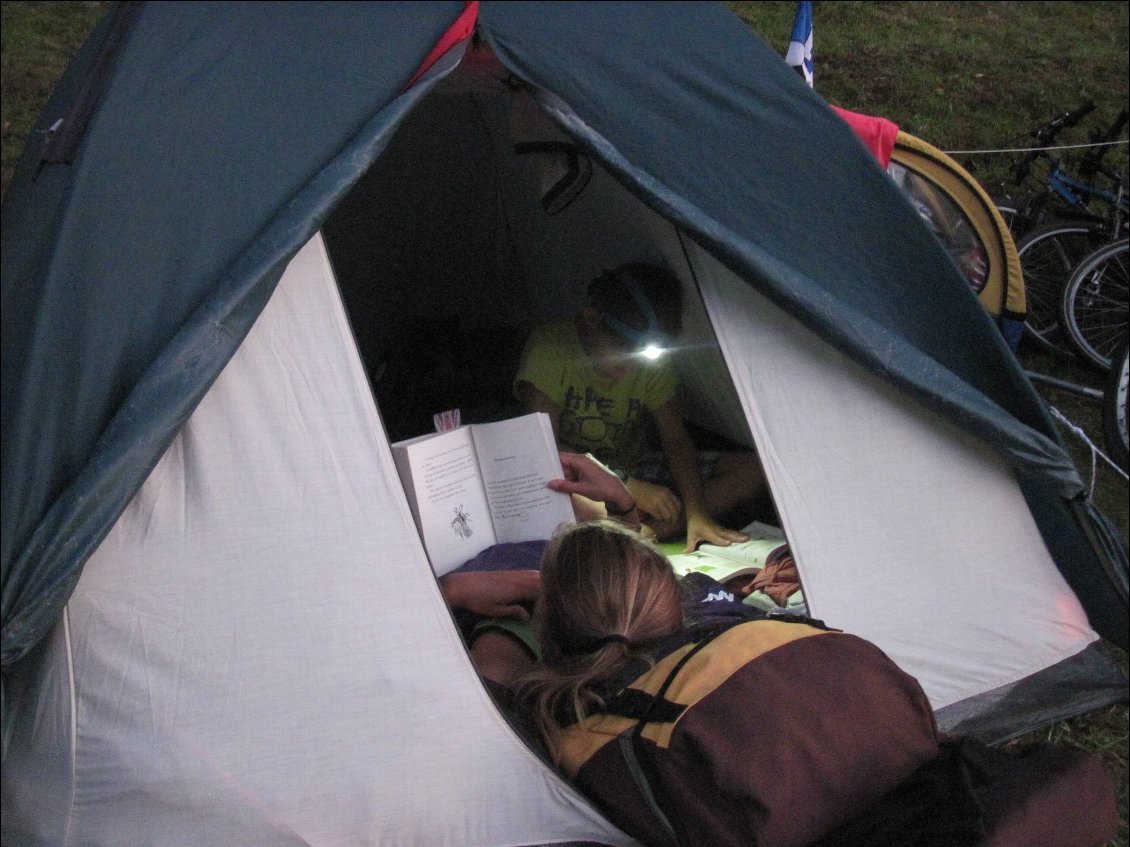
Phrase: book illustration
[
  {"left": 451, "top": 505, "right": 473, "bottom": 538},
  {"left": 392, "top": 412, "right": 573, "bottom": 576}
]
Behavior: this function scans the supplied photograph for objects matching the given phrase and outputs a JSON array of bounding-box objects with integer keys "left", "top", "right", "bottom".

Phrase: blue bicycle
[{"left": 996, "top": 103, "right": 1128, "bottom": 238}]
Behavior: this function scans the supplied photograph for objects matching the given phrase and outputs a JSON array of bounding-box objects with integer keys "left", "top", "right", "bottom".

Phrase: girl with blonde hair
[
  {"left": 517, "top": 520, "right": 684, "bottom": 759},
  {"left": 510, "top": 520, "right": 1109, "bottom": 847}
]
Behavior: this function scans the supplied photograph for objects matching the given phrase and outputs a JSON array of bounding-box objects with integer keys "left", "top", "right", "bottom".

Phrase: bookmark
[{"left": 433, "top": 409, "right": 461, "bottom": 433}]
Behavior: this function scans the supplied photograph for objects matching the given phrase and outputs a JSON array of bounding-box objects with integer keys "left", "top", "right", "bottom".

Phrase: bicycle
[
  {"left": 1060, "top": 237, "right": 1128, "bottom": 371},
  {"left": 1008, "top": 132, "right": 1128, "bottom": 354},
  {"left": 995, "top": 103, "right": 1128, "bottom": 239},
  {"left": 1016, "top": 220, "right": 1116, "bottom": 353},
  {"left": 992, "top": 103, "right": 1127, "bottom": 353}
]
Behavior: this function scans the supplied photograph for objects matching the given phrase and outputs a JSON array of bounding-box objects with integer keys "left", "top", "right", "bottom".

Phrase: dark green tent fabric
[
  {"left": 482, "top": 1, "right": 1075, "bottom": 481},
  {"left": 2, "top": 1, "right": 1125, "bottom": 673},
  {"left": 1, "top": 1, "right": 468, "bottom": 669}
]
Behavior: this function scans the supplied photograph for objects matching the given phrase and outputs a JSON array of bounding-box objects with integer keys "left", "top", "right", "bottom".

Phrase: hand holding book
[{"left": 392, "top": 412, "right": 574, "bottom": 575}]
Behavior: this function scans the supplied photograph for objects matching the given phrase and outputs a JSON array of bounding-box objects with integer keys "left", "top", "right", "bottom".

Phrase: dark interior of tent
[
  {"left": 306, "top": 49, "right": 1130, "bottom": 744},
  {"left": 321, "top": 52, "right": 775, "bottom": 527}
]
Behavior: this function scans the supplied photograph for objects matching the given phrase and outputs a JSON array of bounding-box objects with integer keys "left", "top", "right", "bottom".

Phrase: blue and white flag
[{"left": 785, "top": 1, "right": 814, "bottom": 87}]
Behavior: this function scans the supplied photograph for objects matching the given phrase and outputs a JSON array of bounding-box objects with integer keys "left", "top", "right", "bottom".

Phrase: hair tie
[
  {"left": 563, "top": 632, "right": 634, "bottom": 656},
  {"left": 596, "top": 633, "right": 632, "bottom": 647}
]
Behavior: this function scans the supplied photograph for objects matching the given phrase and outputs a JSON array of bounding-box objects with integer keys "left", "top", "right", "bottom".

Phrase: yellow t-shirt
[{"left": 514, "top": 319, "right": 678, "bottom": 471}]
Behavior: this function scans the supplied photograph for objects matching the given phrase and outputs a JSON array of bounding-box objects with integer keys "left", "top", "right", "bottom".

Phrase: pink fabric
[
  {"left": 403, "top": 1, "right": 480, "bottom": 91},
  {"left": 832, "top": 105, "right": 900, "bottom": 168}
]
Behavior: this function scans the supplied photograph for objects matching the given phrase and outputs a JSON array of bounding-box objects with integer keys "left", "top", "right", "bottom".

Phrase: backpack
[
  {"left": 551, "top": 617, "right": 1118, "bottom": 847},
  {"left": 553, "top": 618, "right": 940, "bottom": 847}
]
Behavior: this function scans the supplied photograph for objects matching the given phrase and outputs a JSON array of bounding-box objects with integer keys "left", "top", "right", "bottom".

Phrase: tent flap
[{"left": 1, "top": 1, "right": 470, "bottom": 671}]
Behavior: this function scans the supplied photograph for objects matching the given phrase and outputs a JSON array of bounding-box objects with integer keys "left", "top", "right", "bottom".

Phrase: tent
[{"left": 2, "top": 2, "right": 1127, "bottom": 844}]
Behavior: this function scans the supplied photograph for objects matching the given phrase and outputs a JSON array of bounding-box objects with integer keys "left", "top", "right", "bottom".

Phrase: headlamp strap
[{"left": 599, "top": 274, "right": 659, "bottom": 346}]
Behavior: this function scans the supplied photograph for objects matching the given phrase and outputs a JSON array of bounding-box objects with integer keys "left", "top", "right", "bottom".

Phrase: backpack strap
[
  {"left": 604, "top": 622, "right": 738, "bottom": 847},
  {"left": 615, "top": 732, "right": 682, "bottom": 847}
]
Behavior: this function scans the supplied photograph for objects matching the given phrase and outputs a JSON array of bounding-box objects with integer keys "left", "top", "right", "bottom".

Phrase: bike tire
[
  {"left": 1060, "top": 238, "right": 1129, "bottom": 370},
  {"left": 1102, "top": 332, "right": 1129, "bottom": 472},
  {"left": 1015, "top": 221, "right": 1107, "bottom": 353},
  {"left": 993, "top": 200, "right": 1025, "bottom": 237}
]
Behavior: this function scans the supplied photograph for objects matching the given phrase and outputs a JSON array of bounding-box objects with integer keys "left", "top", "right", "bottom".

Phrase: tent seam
[{"left": 62, "top": 605, "right": 77, "bottom": 847}]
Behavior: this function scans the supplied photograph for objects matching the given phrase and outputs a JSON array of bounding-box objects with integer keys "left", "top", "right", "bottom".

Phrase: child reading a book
[
  {"left": 439, "top": 450, "right": 643, "bottom": 685},
  {"left": 440, "top": 451, "right": 779, "bottom": 686},
  {"left": 513, "top": 262, "right": 764, "bottom": 552}
]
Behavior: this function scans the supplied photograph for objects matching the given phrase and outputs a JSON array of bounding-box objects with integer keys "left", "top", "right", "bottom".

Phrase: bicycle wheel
[
  {"left": 1102, "top": 333, "right": 1129, "bottom": 472},
  {"left": 1060, "top": 238, "right": 1129, "bottom": 370},
  {"left": 1015, "top": 221, "right": 1107, "bottom": 353},
  {"left": 994, "top": 199, "right": 1024, "bottom": 236}
]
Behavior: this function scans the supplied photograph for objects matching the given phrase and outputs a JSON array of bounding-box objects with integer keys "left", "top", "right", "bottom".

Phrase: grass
[
  {"left": 1, "top": 1, "right": 105, "bottom": 189},
  {"left": 3, "top": 2, "right": 1128, "bottom": 844}
]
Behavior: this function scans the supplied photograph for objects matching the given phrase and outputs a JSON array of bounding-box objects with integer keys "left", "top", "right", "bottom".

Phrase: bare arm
[
  {"left": 549, "top": 451, "right": 640, "bottom": 526},
  {"left": 439, "top": 570, "right": 541, "bottom": 619},
  {"left": 652, "top": 399, "right": 747, "bottom": 551}
]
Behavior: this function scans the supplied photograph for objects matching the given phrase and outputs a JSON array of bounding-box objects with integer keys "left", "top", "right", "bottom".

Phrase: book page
[
  {"left": 395, "top": 427, "right": 496, "bottom": 576},
  {"left": 670, "top": 522, "right": 788, "bottom": 581},
  {"left": 668, "top": 549, "right": 765, "bottom": 581},
  {"left": 470, "top": 413, "right": 574, "bottom": 545},
  {"left": 696, "top": 535, "right": 787, "bottom": 568}
]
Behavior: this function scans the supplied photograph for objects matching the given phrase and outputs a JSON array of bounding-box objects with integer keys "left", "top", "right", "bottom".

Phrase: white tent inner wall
[
  {"left": 683, "top": 242, "right": 1098, "bottom": 709},
  {"left": 2, "top": 235, "right": 634, "bottom": 846}
]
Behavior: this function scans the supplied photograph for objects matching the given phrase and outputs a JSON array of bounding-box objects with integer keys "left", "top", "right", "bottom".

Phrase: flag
[{"left": 785, "top": 1, "right": 814, "bottom": 87}]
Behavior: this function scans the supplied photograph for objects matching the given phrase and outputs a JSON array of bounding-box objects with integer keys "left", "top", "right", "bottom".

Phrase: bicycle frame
[{"left": 1047, "top": 166, "right": 1128, "bottom": 220}]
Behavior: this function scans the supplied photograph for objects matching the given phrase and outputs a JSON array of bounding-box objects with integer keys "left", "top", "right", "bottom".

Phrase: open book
[
  {"left": 391, "top": 412, "right": 574, "bottom": 576},
  {"left": 667, "top": 521, "right": 789, "bottom": 582}
]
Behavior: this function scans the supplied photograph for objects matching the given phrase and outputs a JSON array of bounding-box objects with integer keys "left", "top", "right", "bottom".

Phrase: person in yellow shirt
[{"left": 514, "top": 263, "right": 764, "bottom": 551}]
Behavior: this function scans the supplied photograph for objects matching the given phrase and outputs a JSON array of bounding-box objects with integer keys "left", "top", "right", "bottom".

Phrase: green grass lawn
[{"left": 3, "top": 2, "right": 1127, "bottom": 844}]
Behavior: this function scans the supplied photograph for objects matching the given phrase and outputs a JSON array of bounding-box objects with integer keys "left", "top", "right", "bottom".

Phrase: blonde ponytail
[{"left": 515, "top": 520, "right": 683, "bottom": 764}]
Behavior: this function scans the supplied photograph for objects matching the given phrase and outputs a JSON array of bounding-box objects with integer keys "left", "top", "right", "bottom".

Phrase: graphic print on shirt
[{"left": 558, "top": 383, "right": 647, "bottom": 467}]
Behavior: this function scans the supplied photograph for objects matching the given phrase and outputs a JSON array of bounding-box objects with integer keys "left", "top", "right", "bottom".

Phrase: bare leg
[{"left": 642, "top": 451, "right": 767, "bottom": 540}]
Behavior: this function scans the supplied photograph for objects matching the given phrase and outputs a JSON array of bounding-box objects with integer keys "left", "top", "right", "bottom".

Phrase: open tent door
[{"left": 321, "top": 52, "right": 1123, "bottom": 738}]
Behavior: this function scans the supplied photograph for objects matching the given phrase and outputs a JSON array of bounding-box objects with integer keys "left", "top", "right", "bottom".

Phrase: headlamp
[{"left": 598, "top": 273, "right": 670, "bottom": 359}]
